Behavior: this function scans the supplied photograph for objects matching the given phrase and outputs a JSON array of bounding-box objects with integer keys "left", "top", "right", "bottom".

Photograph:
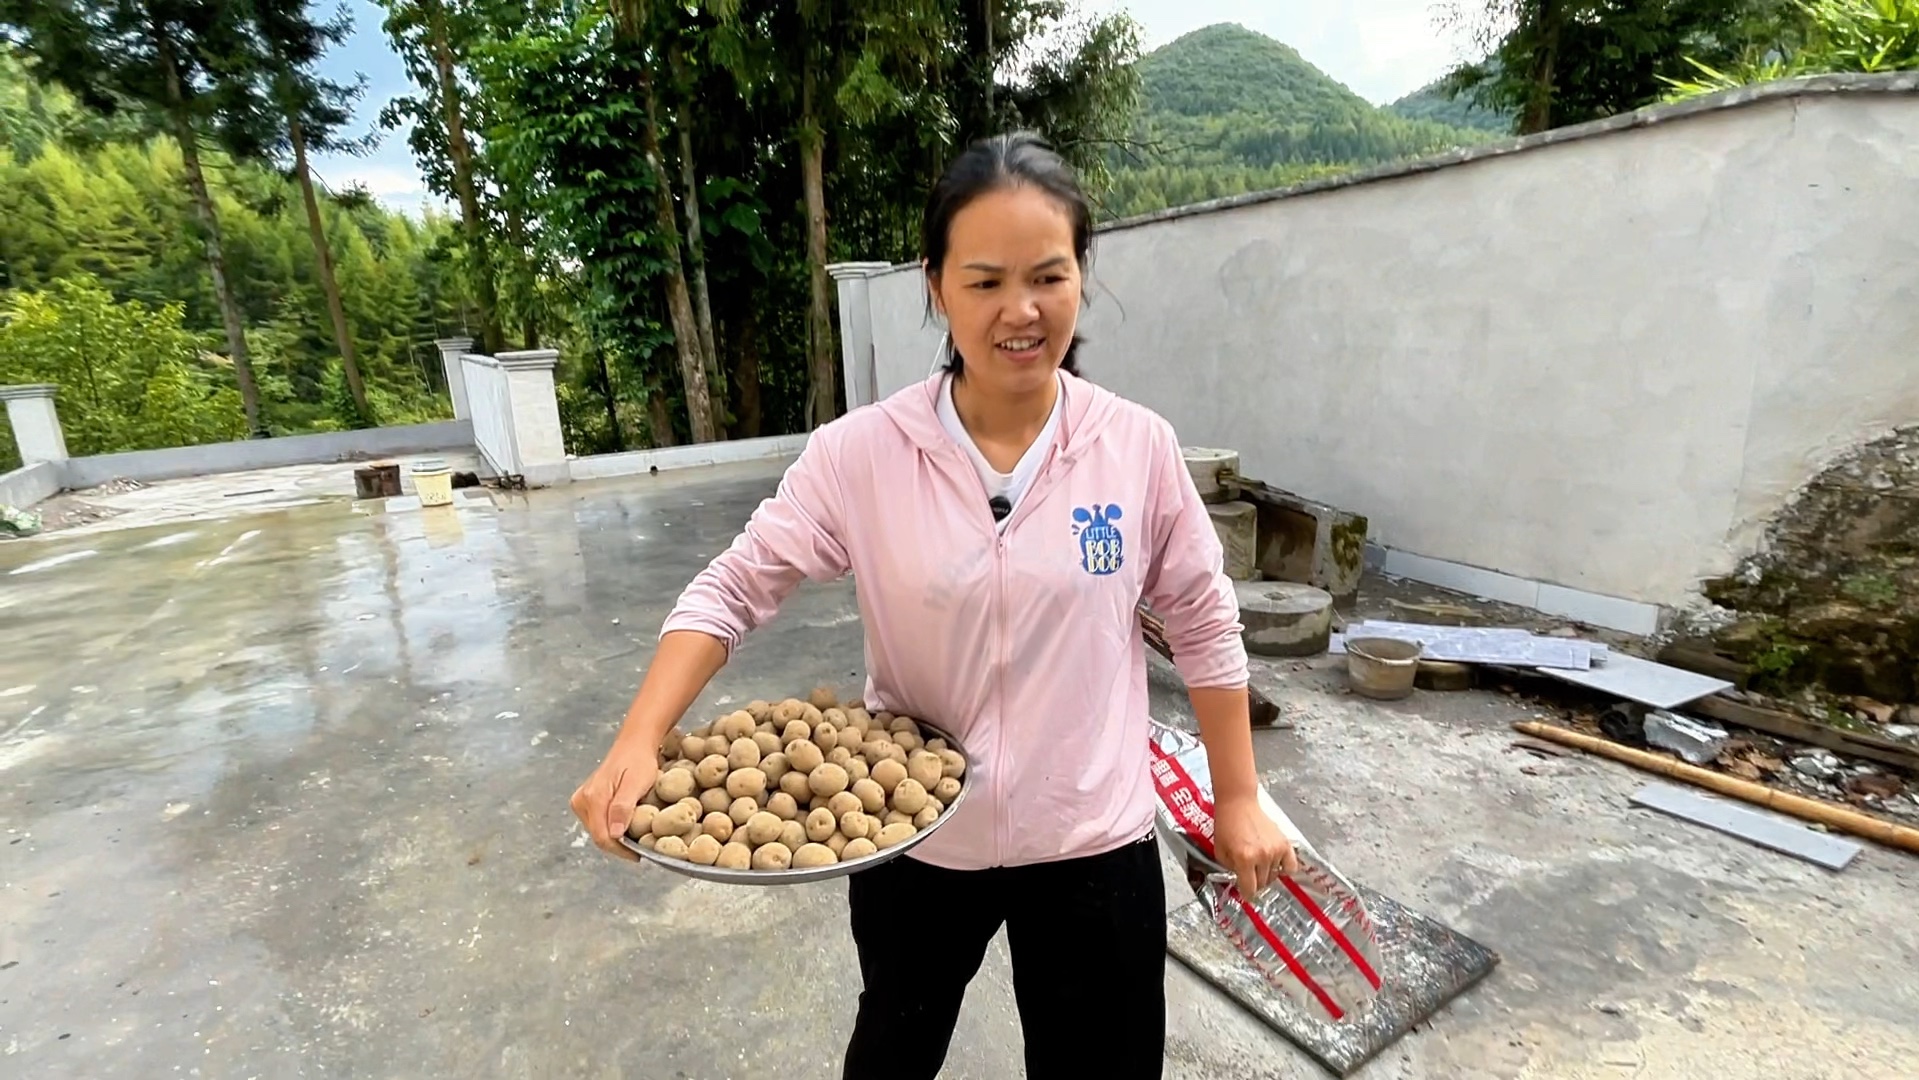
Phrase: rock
[
  {"left": 1207, "top": 501, "right": 1258, "bottom": 581},
  {"left": 1182, "top": 447, "right": 1239, "bottom": 504},
  {"left": 1643, "top": 711, "right": 1728, "bottom": 766},
  {"left": 1792, "top": 753, "right": 1841, "bottom": 781},
  {"left": 1886, "top": 725, "right": 1918, "bottom": 740},
  {"left": 1851, "top": 698, "right": 1897, "bottom": 724},
  {"left": 1702, "top": 424, "right": 1919, "bottom": 703},
  {"left": 1235, "top": 581, "right": 1332, "bottom": 657},
  {"left": 1846, "top": 773, "right": 1904, "bottom": 800}
]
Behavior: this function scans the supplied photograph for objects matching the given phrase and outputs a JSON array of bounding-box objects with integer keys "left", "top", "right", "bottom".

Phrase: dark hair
[{"left": 921, "top": 131, "right": 1092, "bottom": 376}]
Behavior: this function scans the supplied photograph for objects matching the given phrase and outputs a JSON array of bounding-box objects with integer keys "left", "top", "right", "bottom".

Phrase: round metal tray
[{"left": 618, "top": 716, "right": 973, "bottom": 885}]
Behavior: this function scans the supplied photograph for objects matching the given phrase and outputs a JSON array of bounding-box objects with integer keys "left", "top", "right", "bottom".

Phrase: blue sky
[{"left": 313, "top": 0, "right": 1470, "bottom": 213}]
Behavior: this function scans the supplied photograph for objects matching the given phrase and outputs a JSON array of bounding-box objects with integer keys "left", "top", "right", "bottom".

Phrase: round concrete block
[
  {"left": 1208, "top": 500, "right": 1258, "bottom": 581},
  {"left": 1236, "top": 581, "right": 1334, "bottom": 657},
  {"left": 1415, "top": 659, "right": 1473, "bottom": 692},
  {"left": 1182, "top": 446, "right": 1239, "bottom": 504}
]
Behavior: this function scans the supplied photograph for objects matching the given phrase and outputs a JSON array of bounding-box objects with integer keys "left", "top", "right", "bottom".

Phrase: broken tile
[{"left": 1643, "top": 712, "right": 1728, "bottom": 766}]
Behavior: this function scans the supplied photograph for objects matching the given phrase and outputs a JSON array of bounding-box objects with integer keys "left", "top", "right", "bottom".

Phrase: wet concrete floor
[{"left": 2, "top": 457, "right": 1916, "bottom": 1079}]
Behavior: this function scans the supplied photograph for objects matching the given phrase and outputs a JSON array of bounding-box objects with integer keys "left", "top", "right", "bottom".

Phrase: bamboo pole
[{"left": 1513, "top": 721, "right": 1919, "bottom": 856}]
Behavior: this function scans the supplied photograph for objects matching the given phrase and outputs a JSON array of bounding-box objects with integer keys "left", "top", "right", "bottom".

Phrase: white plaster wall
[{"left": 859, "top": 87, "right": 1919, "bottom": 607}]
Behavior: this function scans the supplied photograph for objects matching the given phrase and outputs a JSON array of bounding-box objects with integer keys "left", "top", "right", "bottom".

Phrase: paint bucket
[
  {"left": 412, "top": 458, "right": 454, "bottom": 508},
  {"left": 1345, "top": 637, "right": 1422, "bottom": 700}
]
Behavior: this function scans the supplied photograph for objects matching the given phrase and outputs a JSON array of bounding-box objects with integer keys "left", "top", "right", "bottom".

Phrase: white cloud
[{"left": 306, "top": 155, "right": 449, "bottom": 216}]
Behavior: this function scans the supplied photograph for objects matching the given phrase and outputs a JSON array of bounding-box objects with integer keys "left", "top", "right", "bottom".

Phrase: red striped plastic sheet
[{"left": 1148, "top": 720, "right": 1383, "bottom": 1023}]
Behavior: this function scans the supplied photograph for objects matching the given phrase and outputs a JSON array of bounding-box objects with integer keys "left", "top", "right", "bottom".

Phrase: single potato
[
  {"left": 787, "top": 739, "right": 825, "bottom": 774},
  {"left": 625, "top": 804, "right": 659, "bottom": 839},
  {"left": 760, "top": 751, "right": 791, "bottom": 785},
  {"left": 792, "top": 842, "right": 838, "bottom": 868},
  {"left": 767, "top": 792, "right": 801, "bottom": 822},
  {"left": 728, "top": 796, "right": 759, "bottom": 826},
  {"left": 695, "top": 754, "right": 731, "bottom": 789},
  {"left": 907, "top": 751, "right": 943, "bottom": 789},
  {"left": 655, "top": 769, "right": 697, "bottom": 803},
  {"left": 699, "top": 787, "right": 733, "bottom": 816},
  {"left": 808, "top": 686, "right": 838, "bottom": 711},
  {"left": 702, "top": 812, "right": 735, "bottom": 843},
  {"left": 751, "top": 842, "right": 793, "bottom": 870},
  {"left": 828, "top": 791, "right": 863, "bottom": 819},
  {"left": 687, "top": 834, "right": 722, "bottom": 865},
  {"left": 871, "top": 758, "right": 909, "bottom": 795},
  {"left": 809, "top": 762, "right": 851, "bottom": 798},
  {"left": 725, "top": 767, "right": 769, "bottom": 802},
  {"left": 839, "top": 810, "right": 873, "bottom": 841},
  {"left": 744, "top": 811, "right": 784, "bottom": 846},
  {"left": 891, "top": 778, "right": 930, "bottom": 815},
  {"left": 716, "top": 841, "right": 752, "bottom": 869},
  {"left": 933, "top": 776, "right": 962, "bottom": 804},
  {"left": 875, "top": 822, "right": 917, "bottom": 849},
  {"left": 851, "top": 778, "right": 887, "bottom": 814},
  {"left": 842, "top": 837, "right": 878, "bottom": 859},
  {"left": 779, "top": 770, "right": 814, "bottom": 802},
  {"left": 777, "top": 819, "right": 807, "bottom": 851},
  {"left": 751, "top": 731, "right": 783, "bottom": 758},
  {"left": 727, "top": 737, "right": 762, "bottom": 770},
  {"left": 806, "top": 807, "right": 839, "bottom": 843},
  {"left": 655, "top": 834, "right": 691, "bottom": 860}
]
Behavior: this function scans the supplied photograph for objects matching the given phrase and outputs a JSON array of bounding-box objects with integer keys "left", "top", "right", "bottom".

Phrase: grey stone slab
[
  {"left": 1166, "top": 884, "right": 1500, "bottom": 1077},
  {"left": 1629, "top": 783, "right": 1862, "bottom": 870},
  {"left": 1539, "top": 650, "right": 1732, "bottom": 709}
]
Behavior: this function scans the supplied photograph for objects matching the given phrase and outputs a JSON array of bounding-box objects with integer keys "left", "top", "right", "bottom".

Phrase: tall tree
[
  {"left": 377, "top": 0, "right": 505, "bottom": 355},
  {"left": 1, "top": 0, "right": 275, "bottom": 432},
  {"left": 246, "top": 0, "right": 373, "bottom": 420},
  {"left": 1437, "top": 0, "right": 1789, "bottom": 133}
]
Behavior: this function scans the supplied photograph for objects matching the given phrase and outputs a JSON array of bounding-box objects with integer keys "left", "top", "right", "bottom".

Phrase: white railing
[{"left": 461, "top": 353, "right": 519, "bottom": 477}]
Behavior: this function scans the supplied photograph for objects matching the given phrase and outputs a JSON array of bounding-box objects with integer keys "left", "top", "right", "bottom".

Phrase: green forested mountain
[
  {"left": 1104, "top": 23, "right": 1493, "bottom": 217},
  {"left": 1388, "top": 74, "right": 1514, "bottom": 133}
]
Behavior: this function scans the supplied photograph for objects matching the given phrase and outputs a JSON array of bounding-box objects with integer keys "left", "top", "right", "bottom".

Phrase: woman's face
[{"left": 929, "top": 184, "right": 1082, "bottom": 397}]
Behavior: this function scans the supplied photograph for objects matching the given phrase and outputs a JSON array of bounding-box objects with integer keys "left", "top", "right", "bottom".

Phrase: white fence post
[
  {"left": 435, "top": 337, "right": 474, "bottom": 420},
  {"left": 495, "top": 349, "right": 569, "bottom": 486},
  {"left": 1, "top": 384, "right": 70, "bottom": 464},
  {"left": 828, "top": 262, "right": 895, "bottom": 410}
]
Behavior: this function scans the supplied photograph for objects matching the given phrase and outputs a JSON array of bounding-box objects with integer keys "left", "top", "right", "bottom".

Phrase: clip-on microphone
[{"left": 989, "top": 495, "right": 1013, "bottom": 522}]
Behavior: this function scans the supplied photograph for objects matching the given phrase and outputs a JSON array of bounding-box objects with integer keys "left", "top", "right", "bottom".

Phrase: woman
[{"left": 571, "top": 131, "right": 1296, "bottom": 1079}]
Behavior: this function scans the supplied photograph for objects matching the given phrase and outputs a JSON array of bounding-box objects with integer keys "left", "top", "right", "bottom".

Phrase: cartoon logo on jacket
[{"left": 1071, "top": 504, "right": 1124, "bottom": 575}]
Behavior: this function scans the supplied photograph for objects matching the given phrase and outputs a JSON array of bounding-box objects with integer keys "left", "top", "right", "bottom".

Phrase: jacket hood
[{"left": 874, "top": 369, "right": 1124, "bottom": 465}]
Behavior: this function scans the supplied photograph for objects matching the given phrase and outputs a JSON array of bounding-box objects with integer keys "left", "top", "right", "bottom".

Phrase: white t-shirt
[{"left": 935, "top": 372, "right": 1063, "bottom": 533}]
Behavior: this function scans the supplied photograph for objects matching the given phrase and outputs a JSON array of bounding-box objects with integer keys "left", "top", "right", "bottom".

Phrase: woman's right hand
[{"left": 570, "top": 739, "right": 660, "bottom": 862}]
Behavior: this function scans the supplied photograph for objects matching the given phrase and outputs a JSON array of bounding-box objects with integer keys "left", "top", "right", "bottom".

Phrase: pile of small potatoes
[{"left": 626, "top": 686, "right": 967, "bottom": 871}]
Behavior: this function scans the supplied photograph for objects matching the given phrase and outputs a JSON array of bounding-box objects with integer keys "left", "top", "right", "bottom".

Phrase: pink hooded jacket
[{"left": 660, "top": 370, "right": 1248, "bottom": 870}]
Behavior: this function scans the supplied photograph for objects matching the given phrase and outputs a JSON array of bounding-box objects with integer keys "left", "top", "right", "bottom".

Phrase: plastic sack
[
  {"left": 1149, "top": 719, "right": 1383, "bottom": 1022},
  {"left": 0, "top": 505, "right": 41, "bottom": 537}
]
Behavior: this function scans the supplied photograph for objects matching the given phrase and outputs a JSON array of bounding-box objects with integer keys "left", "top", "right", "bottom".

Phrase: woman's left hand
[{"left": 1212, "top": 793, "right": 1300, "bottom": 896}]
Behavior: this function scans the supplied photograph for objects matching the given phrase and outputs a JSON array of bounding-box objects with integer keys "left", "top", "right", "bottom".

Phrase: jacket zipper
[{"left": 993, "top": 529, "right": 1009, "bottom": 866}]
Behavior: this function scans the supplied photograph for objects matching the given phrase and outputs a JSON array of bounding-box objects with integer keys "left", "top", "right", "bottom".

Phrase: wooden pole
[{"left": 1513, "top": 721, "right": 1919, "bottom": 855}]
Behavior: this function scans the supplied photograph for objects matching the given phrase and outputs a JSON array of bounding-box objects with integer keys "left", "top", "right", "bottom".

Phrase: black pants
[{"left": 841, "top": 833, "right": 1167, "bottom": 1080}]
